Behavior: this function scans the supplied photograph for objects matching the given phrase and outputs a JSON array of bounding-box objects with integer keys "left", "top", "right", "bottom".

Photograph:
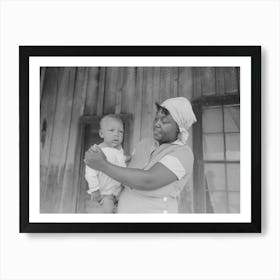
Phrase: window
[{"left": 193, "top": 96, "right": 240, "bottom": 213}]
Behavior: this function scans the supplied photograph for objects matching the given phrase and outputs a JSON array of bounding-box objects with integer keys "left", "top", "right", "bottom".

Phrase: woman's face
[{"left": 153, "top": 110, "right": 179, "bottom": 144}]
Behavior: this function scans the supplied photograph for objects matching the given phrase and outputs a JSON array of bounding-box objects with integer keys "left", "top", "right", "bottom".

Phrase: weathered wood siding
[{"left": 40, "top": 67, "right": 239, "bottom": 213}]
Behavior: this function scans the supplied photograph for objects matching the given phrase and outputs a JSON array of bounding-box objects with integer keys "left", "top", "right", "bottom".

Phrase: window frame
[{"left": 192, "top": 94, "right": 240, "bottom": 213}]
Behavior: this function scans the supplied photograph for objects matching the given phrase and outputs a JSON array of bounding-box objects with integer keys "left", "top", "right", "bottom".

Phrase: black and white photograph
[
  {"left": 20, "top": 46, "right": 260, "bottom": 232},
  {"left": 3, "top": 1, "right": 280, "bottom": 279},
  {"left": 39, "top": 66, "right": 240, "bottom": 215}
]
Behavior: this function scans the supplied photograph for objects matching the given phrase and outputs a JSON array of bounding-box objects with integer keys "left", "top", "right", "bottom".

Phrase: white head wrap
[{"left": 160, "top": 97, "right": 197, "bottom": 144}]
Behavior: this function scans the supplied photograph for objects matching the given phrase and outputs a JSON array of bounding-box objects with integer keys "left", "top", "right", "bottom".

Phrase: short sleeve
[
  {"left": 159, "top": 155, "right": 186, "bottom": 180},
  {"left": 158, "top": 147, "right": 194, "bottom": 180}
]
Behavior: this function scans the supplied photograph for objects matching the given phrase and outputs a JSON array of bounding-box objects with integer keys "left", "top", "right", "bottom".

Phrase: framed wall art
[{"left": 19, "top": 46, "right": 261, "bottom": 233}]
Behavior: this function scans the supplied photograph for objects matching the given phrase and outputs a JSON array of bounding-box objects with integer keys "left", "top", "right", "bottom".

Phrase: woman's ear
[{"left": 99, "top": 129, "right": 104, "bottom": 139}]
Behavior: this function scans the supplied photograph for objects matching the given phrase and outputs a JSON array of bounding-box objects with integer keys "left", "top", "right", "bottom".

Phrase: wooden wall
[{"left": 40, "top": 67, "right": 239, "bottom": 213}]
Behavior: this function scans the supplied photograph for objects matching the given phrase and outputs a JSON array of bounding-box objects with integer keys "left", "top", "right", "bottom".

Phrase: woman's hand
[{"left": 84, "top": 145, "right": 106, "bottom": 171}]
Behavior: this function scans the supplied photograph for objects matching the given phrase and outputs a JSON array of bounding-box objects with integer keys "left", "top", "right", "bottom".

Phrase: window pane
[
  {"left": 224, "top": 106, "right": 240, "bottom": 133},
  {"left": 203, "top": 107, "right": 223, "bottom": 133},
  {"left": 203, "top": 134, "right": 224, "bottom": 160},
  {"left": 227, "top": 164, "right": 240, "bottom": 191},
  {"left": 229, "top": 192, "right": 240, "bottom": 213},
  {"left": 225, "top": 133, "right": 240, "bottom": 160},
  {"left": 208, "top": 192, "right": 227, "bottom": 213},
  {"left": 204, "top": 163, "right": 225, "bottom": 191}
]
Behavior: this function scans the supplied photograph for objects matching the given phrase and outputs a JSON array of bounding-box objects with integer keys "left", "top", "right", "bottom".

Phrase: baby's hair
[
  {"left": 99, "top": 114, "right": 123, "bottom": 130},
  {"left": 155, "top": 102, "right": 170, "bottom": 116}
]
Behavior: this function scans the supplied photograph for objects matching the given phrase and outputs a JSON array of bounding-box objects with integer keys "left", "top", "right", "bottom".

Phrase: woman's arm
[
  {"left": 84, "top": 148, "right": 177, "bottom": 191},
  {"left": 101, "top": 161, "right": 177, "bottom": 191}
]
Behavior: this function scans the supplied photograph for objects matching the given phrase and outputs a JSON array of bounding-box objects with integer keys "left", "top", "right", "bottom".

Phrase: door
[{"left": 76, "top": 114, "right": 132, "bottom": 213}]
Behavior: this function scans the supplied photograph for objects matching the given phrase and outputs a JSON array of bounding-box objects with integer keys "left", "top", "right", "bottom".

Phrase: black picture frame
[{"left": 20, "top": 46, "right": 261, "bottom": 233}]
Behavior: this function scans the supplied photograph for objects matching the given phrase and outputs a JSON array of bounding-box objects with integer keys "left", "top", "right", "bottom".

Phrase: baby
[{"left": 85, "top": 114, "right": 126, "bottom": 213}]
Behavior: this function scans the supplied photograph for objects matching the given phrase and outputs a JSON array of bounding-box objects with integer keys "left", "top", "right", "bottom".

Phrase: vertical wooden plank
[
  {"left": 121, "top": 67, "right": 136, "bottom": 114},
  {"left": 132, "top": 67, "right": 143, "bottom": 144},
  {"left": 152, "top": 67, "right": 160, "bottom": 105},
  {"left": 159, "top": 67, "right": 172, "bottom": 102},
  {"left": 177, "top": 67, "right": 194, "bottom": 212},
  {"left": 192, "top": 104, "right": 206, "bottom": 213},
  {"left": 236, "top": 67, "right": 240, "bottom": 95},
  {"left": 169, "top": 67, "right": 179, "bottom": 98},
  {"left": 103, "top": 67, "right": 118, "bottom": 114},
  {"left": 115, "top": 67, "right": 124, "bottom": 114},
  {"left": 59, "top": 67, "right": 89, "bottom": 212},
  {"left": 40, "top": 67, "right": 59, "bottom": 212},
  {"left": 224, "top": 67, "right": 239, "bottom": 94},
  {"left": 40, "top": 67, "right": 46, "bottom": 99},
  {"left": 96, "top": 67, "right": 106, "bottom": 116},
  {"left": 215, "top": 67, "right": 225, "bottom": 95},
  {"left": 178, "top": 67, "right": 193, "bottom": 100},
  {"left": 44, "top": 67, "right": 76, "bottom": 213},
  {"left": 84, "top": 67, "right": 99, "bottom": 115},
  {"left": 193, "top": 67, "right": 202, "bottom": 99},
  {"left": 122, "top": 115, "right": 133, "bottom": 156},
  {"left": 140, "top": 67, "right": 154, "bottom": 139},
  {"left": 151, "top": 67, "right": 161, "bottom": 136},
  {"left": 76, "top": 125, "right": 88, "bottom": 214},
  {"left": 121, "top": 67, "right": 136, "bottom": 153},
  {"left": 201, "top": 67, "right": 216, "bottom": 96}
]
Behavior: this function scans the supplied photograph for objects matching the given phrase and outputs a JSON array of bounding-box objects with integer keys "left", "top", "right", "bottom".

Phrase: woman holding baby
[{"left": 84, "top": 97, "right": 196, "bottom": 213}]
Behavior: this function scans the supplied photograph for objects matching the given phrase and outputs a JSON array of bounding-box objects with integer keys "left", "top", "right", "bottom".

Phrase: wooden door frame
[{"left": 75, "top": 114, "right": 133, "bottom": 213}]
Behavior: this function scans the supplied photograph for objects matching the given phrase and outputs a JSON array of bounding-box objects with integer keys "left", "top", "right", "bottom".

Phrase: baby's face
[{"left": 99, "top": 118, "right": 124, "bottom": 148}]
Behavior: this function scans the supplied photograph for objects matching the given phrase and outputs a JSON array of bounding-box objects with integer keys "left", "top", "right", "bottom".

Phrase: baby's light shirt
[{"left": 85, "top": 146, "right": 126, "bottom": 196}]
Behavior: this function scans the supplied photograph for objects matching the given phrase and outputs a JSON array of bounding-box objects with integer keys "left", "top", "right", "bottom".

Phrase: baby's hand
[{"left": 90, "top": 190, "right": 103, "bottom": 203}]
